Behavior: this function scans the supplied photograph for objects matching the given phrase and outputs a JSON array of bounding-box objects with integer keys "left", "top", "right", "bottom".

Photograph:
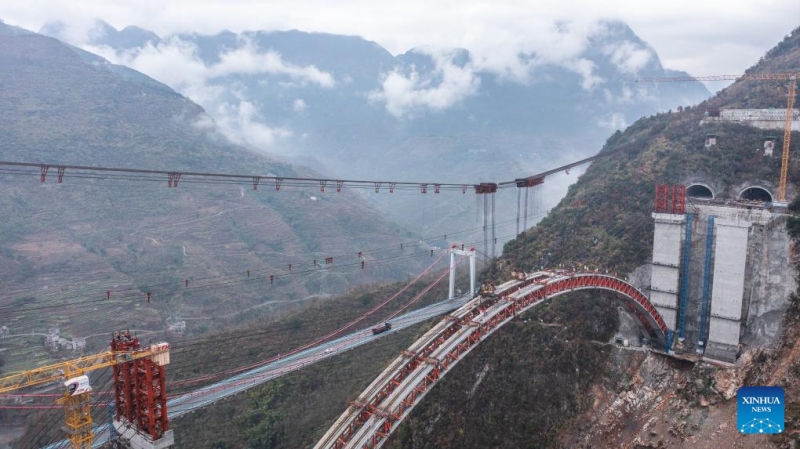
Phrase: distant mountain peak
[
  {"left": 0, "top": 20, "right": 34, "bottom": 36},
  {"left": 28, "top": 18, "right": 711, "bottom": 188},
  {"left": 38, "top": 20, "right": 67, "bottom": 39},
  {"left": 40, "top": 19, "right": 161, "bottom": 49}
]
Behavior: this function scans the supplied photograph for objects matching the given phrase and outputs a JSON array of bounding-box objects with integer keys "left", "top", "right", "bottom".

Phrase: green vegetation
[
  {"left": 771, "top": 210, "right": 800, "bottom": 446},
  {"left": 0, "top": 30, "right": 425, "bottom": 374},
  {"left": 386, "top": 292, "right": 618, "bottom": 449},
  {"left": 238, "top": 382, "right": 284, "bottom": 448},
  {"left": 385, "top": 26, "right": 800, "bottom": 448},
  {"left": 165, "top": 274, "right": 455, "bottom": 448},
  {"left": 10, "top": 296, "right": 36, "bottom": 307},
  {"left": 9, "top": 23, "right": 800, "bottom": 449},
  {"left": 163, "top": 278, "right": 620, "bottom": 449},
  {"left": 501, "top": 111, "right": 796, "bottom": 278}
]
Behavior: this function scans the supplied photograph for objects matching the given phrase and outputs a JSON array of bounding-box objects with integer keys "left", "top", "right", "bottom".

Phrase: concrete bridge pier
[
  {"left": 449, "top": 247, "right": 476, "bottom": 298},
  {"left": 649, "top": 213, "right": 686, "bottom": 333},
  {"left": 705, "top": 218, "right": 751, "bottom": 362}
]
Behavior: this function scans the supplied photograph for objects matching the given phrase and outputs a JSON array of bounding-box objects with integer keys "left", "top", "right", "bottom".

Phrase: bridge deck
[{"left": 314, "top": 271, "right": 666, "bottom": 449}]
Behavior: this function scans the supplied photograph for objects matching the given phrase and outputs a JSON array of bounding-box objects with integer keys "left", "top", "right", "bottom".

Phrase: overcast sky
[{"left": 2, "top": 0, "right": 799, "bottom": 79}]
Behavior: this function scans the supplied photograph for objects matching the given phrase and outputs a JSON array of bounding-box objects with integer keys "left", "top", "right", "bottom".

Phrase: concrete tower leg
[
  {"left": 705, "top": 218, "right": 751, "bottom": 363},
  {"left": 469, "top": 252, "right": 476, "bottom": 295},
  {"left": 448, "top": 248, "right": 477, "bottom": 297},
  {"left": 649, "top": 213, "right": 687, "bottom": 332},
  {"left": 449, "top": 252, "right": 456, "bottom": 299},
  {"left": 491, "top": 193, "right": 496, "bottom": 259}
]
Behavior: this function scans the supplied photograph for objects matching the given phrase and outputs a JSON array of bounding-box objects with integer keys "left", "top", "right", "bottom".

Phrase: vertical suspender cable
[
  {"left": 523, "top": 187, "right": 529, "bottom": 234},
  {"left": 491, "top": 192, "right": 496, "bottom": 259},
  {"left": 475, "top": 193, "right": 480, "bottom": 224},
  {"left": 516, "top": 188, "right": 521, "bottom": 263},
  {"left": 522, "top": 187, "right": 529, "bottom": 267},
  {"left": 483, "top": 195, "right": 489, "bottom": 265}
]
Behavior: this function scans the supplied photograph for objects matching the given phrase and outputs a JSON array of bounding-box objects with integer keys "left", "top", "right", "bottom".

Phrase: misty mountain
[
  {"left": 41, "top": 19, "right": 711, "bottom": 244},
  {"left": 0, "top": 21, "right": 426, "bottom": 370},
  {"left": 98, "top": 25, "right": 800, "bottom": 449},
  {"left": 64, "top": 20, "right": 709, "bottom": 154},
  {"left": 41, "top": 19, "right": 159, "bottom": 50}
]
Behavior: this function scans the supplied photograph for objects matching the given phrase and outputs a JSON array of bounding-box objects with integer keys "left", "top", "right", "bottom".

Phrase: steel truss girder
[{"left": 316, "top": 273, "right": 666, "bottom": 448}]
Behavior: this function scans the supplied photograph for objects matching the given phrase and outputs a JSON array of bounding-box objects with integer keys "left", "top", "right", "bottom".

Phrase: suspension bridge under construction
[{"left": 0, "top": 139, "right": 792, "bottom": 448}]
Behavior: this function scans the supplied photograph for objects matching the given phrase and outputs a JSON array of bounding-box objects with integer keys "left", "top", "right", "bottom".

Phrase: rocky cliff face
[
  {"left": 560, "top": 300, "right": 800, "bottom": 448},
  {"left": 742, "top": 215, "right": 797, "bottom": 347},
  {"left": 384, "top": 25, "right": 800, "bottom": 448}
]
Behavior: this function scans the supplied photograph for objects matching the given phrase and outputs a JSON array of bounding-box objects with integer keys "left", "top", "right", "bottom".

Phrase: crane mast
[
  {"left": 779, "top": 78, "right": 797, "bottom": 203},
  {"left": 638, "top": 72, "right": 799, "bottom": 205},
  {"left": 0, "top": 332, "right": 170, "bottom": 449}
]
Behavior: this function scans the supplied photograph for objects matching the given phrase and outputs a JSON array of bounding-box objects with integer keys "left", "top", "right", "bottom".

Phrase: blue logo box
[{"left": 737, "top": 386, "right": 784, "bottom": 434}]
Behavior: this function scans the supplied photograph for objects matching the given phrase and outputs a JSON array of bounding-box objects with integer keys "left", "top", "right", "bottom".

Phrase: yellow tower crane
[
  {"left": 638, "top": 73, "right": 799, "bottom": 204},
  {"left": 0, "top": 339, "right": 170, "bottom": 449}
]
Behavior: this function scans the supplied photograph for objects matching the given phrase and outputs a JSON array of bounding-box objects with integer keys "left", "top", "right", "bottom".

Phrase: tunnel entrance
[
  {"left": 739, "top": 186, "right": 773, "bottom": 202},
  {"left": 686, "top": 184, "right": 714, "bottom": 199}
]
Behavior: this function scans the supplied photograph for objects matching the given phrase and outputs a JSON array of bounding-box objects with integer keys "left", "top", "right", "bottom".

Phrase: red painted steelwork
[
  {"left": 111, "top": 332, "right": 139, "bottom": 423},
  {"left": 133, "top": 358, "right": 169, "bottom": 440},
  {"left": 473, "top": 183, "right": 498, "bottom": 194},
  {"left": 320, "top": 273, "right": 666, "bottom": 449},
  {"left": 110, "top": 331, "right": 169, "bottom": 441},
  {"left": 672, "top": 185, "right": 686, "bottom": 214},
  {"left": 655, "top": 184, "right": 669, "bottom": 212},
  {"left": 514, "top": 176, "right": 544, "bottom": 188}
]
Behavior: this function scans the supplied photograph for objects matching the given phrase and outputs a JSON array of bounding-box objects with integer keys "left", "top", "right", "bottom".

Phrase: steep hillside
[
  {"left": 30, "top": 25, "right": 787, "bottom": 449},
  {"left": 141, "top": 24, "right": 798, "bottom": 449},
  {"left": 504, "top": 28, "right": 800, "bottom": 276},
  {"left": 9, "top": 21, "right": 799, "bottom": 449},
  {"left": 0, "top": 23, "right": 426, "bottom": 374},
  {"left": 382, "top": 25, "right": 800, "bottom": 448},
  {"left": 11, "top": 270, "right": 457, "bottom": 448}
]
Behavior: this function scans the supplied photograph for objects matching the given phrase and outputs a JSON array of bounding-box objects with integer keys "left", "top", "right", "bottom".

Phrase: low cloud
[
  {"left": 597, "top": 112, "right": 627, "bottom": 131},
  {"left": 368, "top": 48, "right": 480, "bottom": 118},
  {"left": 292, "top": 98, "right": 307, "bottom": 112},
  {"left": 5, "top": 1, "right": 800, "bottom": 94},
  {"left": 368, "top": 20, "right": 608, "bottom": 117},
  {"left": 562, "top": 58, "right": 603, "bottom": 90},
  {"left": 84, "top": 37, "right": 333, "bottom": 152},
  {"left": 209, "top": 42, "right": 335, "bottom": 87},
  {"left": 88, "top": 38, "right": 206, "bottom": 89},
  {"left": 468, "top": 19, "right": 605, "bottom": 89},
  {"left": 59, "top": 16, "right": 617, "bottom": 121},
  {"left": 215, "top": 100, "right": 293, "bottom": 149},
  {"left": 87, "top": 36, "right": 336, "bottom": 89},
  {"left": 368, "top": 21, "right": 608, "bottom": 117},
  {"left": 603, "top": 40, "right": 653, "bottom": 74},
  {"left": 603, "top": 84, "right": 660, "bottom": 108}
]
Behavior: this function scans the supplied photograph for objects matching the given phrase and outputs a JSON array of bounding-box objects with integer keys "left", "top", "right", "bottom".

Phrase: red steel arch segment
[
  {"left": 314, "top": 272, "right": 666, "bottom": 449},
  {"left": 535, "top": 274, "right": 668, "bottom": 338}
]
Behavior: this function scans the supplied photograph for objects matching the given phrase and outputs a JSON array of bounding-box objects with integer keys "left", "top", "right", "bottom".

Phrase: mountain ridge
[
  {"left": 0, "top": 23, "right": 428, "bottom": 378},
  {"left": 33, "top": 18, "right": 713, "bottom": 245},
  {"left": 54, "top": 23, "right": 800, "bottom": 449},
  {"left": 39, "top": 18, "right": 710, "bottom": 162},
  {"left": 385, "top": 24, "right": 800, "bottom": 449}
]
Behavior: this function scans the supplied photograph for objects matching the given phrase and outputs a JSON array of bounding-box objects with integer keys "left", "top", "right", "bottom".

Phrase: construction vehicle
[
  {"left": 371, "top": 322, "right": 392, "bottom": 335},
  {"left": 479, "top": 281, "right": 497, "bottom": 298},
  {"left": 510, "top": 269, "right": 527, "bottom": 281},
  {"left": 0, "top": 331, "right": 171, "bottom": 449},
  {"left": 638, "top": 73, "right": 798, "bottom": 206}
]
